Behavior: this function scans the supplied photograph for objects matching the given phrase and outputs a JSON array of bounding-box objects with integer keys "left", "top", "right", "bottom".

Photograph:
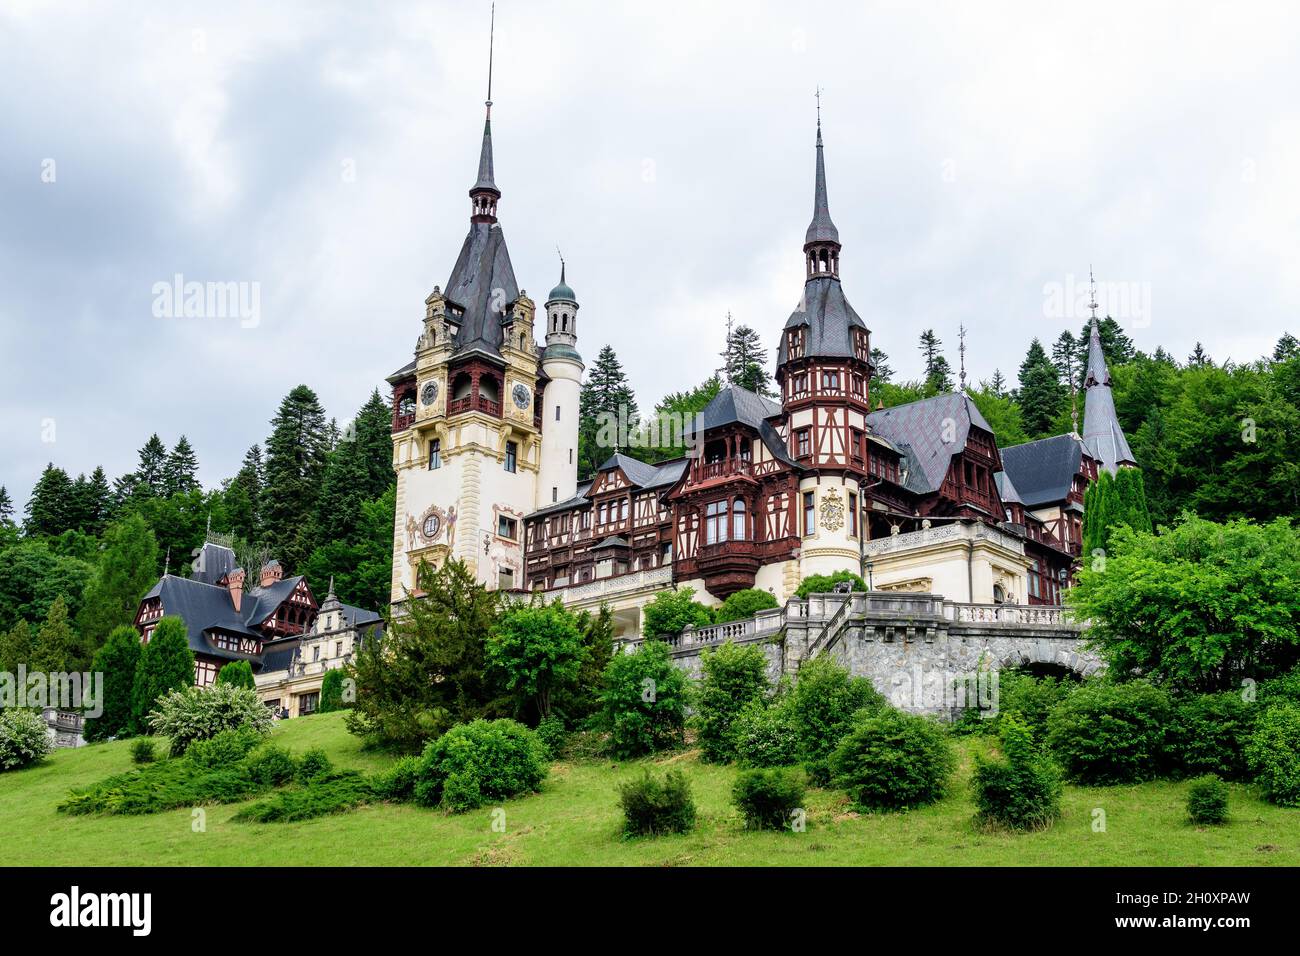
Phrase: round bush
[
  {"left": 600, "top": 640, "right": 690, "bottom": 758},
  {"left": 618, "top": 768, "right": 696, "bottom": 836},
  {"left": 1186, "top": 775, "right": 1229, "bottom": 825},
  {"left": 1045, "top": 681, "right": 1173, "bottom": 785},
  {"left": 295, "top": 748, "right": 334, "bottom": 784},
  {"left": 185, "top": 726, "right": 263, "bottom": 769},
  {"left": 713, "top": 588, "right": 780, "bottom": 624},
  {"left": 972, "top": 717, "right": 1062, "bottom": 831},
  {"left": 1172, "top": 691, "right": 1253, "bottom": 780},
  {"left": 732, "top": 699, "right": 801, "bottom": 768},
  {"left": 732, "top": 767, "right": 806, "bottom": 831},
  {"left": 792, "top": 657, "right": 886, "bottom": 785},
  {"left": 829, "top": 708, "right": 954, "bottom": 811},
  {"left": 991, "top": 670, "right": 1076, "bottom": 740},
  {"left": 413, "top": 719, "right": 548, "bottom": 813},
  {"left": 0, "top": 709, "right": 52, "bottom": 771},
  {"left": 1246, "top": 702, "right": 1300, "bottom": 806},
  {"left": 535, "top": 714, "right": 567, "bottom": 760},
  {"left": 129, "top": 738, "right": 157, "bottom": 765},
  {"left": 243, "top": 745, "right": 299, "bottom": 786},
  {"left": 372, "top": 755, "right": 421, "bottom": 802},
  {"left": 147, "top": 683, "right": 272, "bottom": 756}
]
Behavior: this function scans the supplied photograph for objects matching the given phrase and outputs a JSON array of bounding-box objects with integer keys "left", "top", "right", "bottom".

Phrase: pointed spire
[
  {"left": 469, "top": 5, "right": 500, "bottom": 218},
  {"left": 958, "top": 324, "right": 968, "bottom": 395},
  {"left": 1081, "top": 287, "right": 1136, "bottom": 474},
  {"left": 805, "top": 92, "right": 839, "bottom": 247}
]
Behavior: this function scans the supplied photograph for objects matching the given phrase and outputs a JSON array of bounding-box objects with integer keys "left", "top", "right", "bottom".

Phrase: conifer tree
[
  {"left": 353, "top": 389, "right": 397, "bottom": 500},
  {"left": 579, "top": 346, "right": 639, "bottom": 477},
  {"left": 163, "top": 436, "right": 200, "bottom": 496},
  {"left": 31, "top": 596, "right": 87, "bottom": 672},
  {"left": 134, "top": 434, "right": 169, "bottom": 497},
  {"left": 989, "top": 369, "right": 1007, "bottom": 396},
  {"left": 1052, "top": 330, "right": 1079, "bottom": 386},
  {"left": 1113, "top": 467, "right": 1153, "bottom": 535},
  {"left": 0, "top": 619, "right": 35, "bottom": 673},
  {"left": 262, "top": 385, "right": 330, "bottom": 572},
  {"left": 870, "top": 348, "right": 893, "bottom": 384},
  {"left": 1187, "top": 342, "right": 1212, "bottom": 367},
  {"left": 721, "top": 323, "right": 775, "bottom": 397},
  {"left": 80, "top": 467, "right": 114, "bottom": 534},
  {"left": 130, "top": 616, "right": 194, "bottom": 733},
  {"left": 0, "top": 485, "right": 13, "bottom": 525},
  {"left": 1016, "top": 339, "right": 1066, "bottom": 438},
  {"left": 76, "top": 513, "right": 159, "bottom": 648},
  {"left": 225, "top": 444, "right": 265, "bottom": 544},
  {"left": 23, "top": 463, "right": 76, "bottom": 537},
  {"left": 215, "top": 659, "right": 255, "bottom": 689},
  {"left": 82, "top": 625, "right": 141, "bottom": 741},
  {"left": 918, "top": 329, "right": 953, "bottom": 394},
  {"left": 1272, "top": 332, "right": 1299, "bottom": 364}
]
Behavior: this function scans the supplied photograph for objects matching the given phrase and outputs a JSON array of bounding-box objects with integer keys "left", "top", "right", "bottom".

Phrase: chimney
[
  {"left": 260, "top": 559, "right": 283, "bottom": 588},
  {"left": 226, "top": 568, "right": 246, "bottom": 613}
]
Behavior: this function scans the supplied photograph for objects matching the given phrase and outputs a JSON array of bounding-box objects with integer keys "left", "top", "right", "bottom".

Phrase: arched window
[
  {"left": 732, "top": 498, "right": 747, "bottom": 540},
  {"left": 705, "top": 500, "right": 728, "bottom": 545}
]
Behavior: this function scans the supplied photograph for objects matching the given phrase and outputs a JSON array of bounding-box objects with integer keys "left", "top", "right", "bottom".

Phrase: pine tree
[
  {"left": 918, "top": 329, "right": 953, "bottom": 394},
  {"left": 0, "top": 620, "right": 35, "bottom": 673},
  {"left": 163, "top": 436, "right": 200, "bottom": 496},
  {"left": 81, "top": 467, "right": 113, "bottom": 534},
  {"left": 1187, "top": 342, "right": 1212, "bottom": 367},
  {"left": 0, "top": 486, "right": 13, "bottom": 525},
  {"left": 130, "top": 616, "right": 194, "bottom": 733},
  {"left": 579, "top": 345, "right": 639, "bottom": 477},
  {"left": 75, "top": 513, "right": 159, "bottom": 649},
  {"left": 23, "top": 463, "right": 76, "bottom": 537},
  {"left": 870, "top": 348, "right": 893, "bottom": 384},
  {"left": 31, "top": 596, "right": 88, "bottom": 672},
  {"left": 82, "top": 625, "right": 141, "bottom": 742},
  {"left": 1272, "top": 332, "right": 1299, "bottom": 364},
  {"left": 989, "top": 369, "right": 1007, "bottom": 397},
  {"left": 262, "top": 385, "right": 330, "bottom": 572},
  {"left": 1016, "top": 339, "right": 1067, "bottom": 438},
  {"left": 354, "top": 389, "right": 397, "bottom": 499},
  {"left": 1051, "top": 330, "right": 1079, "bottom": 386},
  {"left": 1113, "top": 467, "right": 1153, "bottom": 535},
  {"left": 721, "top": 323, "right": 775, "bottom": 397},
  {"left": 225, "top": 444, "right": 265, "bottom": 544},
  {"left": 134, "top": 434, "right": 169, "bottom": 497}
]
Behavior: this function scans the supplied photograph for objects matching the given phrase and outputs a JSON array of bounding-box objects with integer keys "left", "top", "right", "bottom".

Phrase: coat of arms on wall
[{"left": 820, "top": 488, "right": 845, "bottom": 532}]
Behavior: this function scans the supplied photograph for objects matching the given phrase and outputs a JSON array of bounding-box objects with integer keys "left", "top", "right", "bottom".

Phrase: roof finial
[
  {"left": 958, "top": 323, "right": 968, "bottom": 395},
  {"left": 556, "top": 244, "right": 565, "bottom": 285},
  {"left": 815, "top": 85, "right": 821, "bottom": 130},
  {"left": 485, "top": 2, "right": 495, "bottom": 118},
  {"left": 1088, "top": 264, "right": 1099, "bottom": 321}
]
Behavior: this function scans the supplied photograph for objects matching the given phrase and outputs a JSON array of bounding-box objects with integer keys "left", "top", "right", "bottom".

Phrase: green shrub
[
  {"left": 295, "top": 748, "right": 333, "bottom": 784},
  {"left": 641, "top": 587, "right": 713, "bottom": 640},
  {"left": 992, "top": 670, "right": 1076, "bottom": 740},
  {"left": 58, "top": 757, "right": 264, "bottom": 815},
  {"left": 0, "top": 709, "right": 52, "bottom": 771},
  {"left": 732, "top": 767, "right": 806, "bottom": 831},
  {"left": 794, "top": 571, "right": 866, "bottom": 598},
  {"left": 318, "top": 668, "right": 350, "bottom": 712},
  {"left": 1172, "top": 691, "right": 1254, "bottom": 780},
  {"left": 1046, "top": 681, "right": 1173, "bottom": 785},
  {"left": 792, "top": 656, "right": 885, "bottom": 784},
  {"left": 1246, "top": 702, "right": 1300, "bottom": 806},
  {"left": 215, "top": 660, "right": 256, "bottom": 690},
  {"left": 830, "top": 708, "right": 954, "bottom": 811},
  {"left": 413, "top": 719, "right": 547, "bottom": 812},
  {"left": 129, "top": 738, "right": 157, "bottom": 765},
  {"left": 130, "top": 616, "right": 195, "bottom": 734},
  {"left": 618, "top": 768, "right": 696, "bottom": 836},
  {"left": 235, "top": 771, "right": 374, "bottom": 823},
  {"left": 972, "top": 716, "right": 1062, "bottom": 831},
  {"left": 185, "top": 726, "right": 264, "bottom": 769},
  {"left": 372, "top": 755, "right": 421, "bottom": 802},
  {"left": 696, "top": 641, "right": 769, "bottom": 763},
  {"left": 600, "top": 640, "right": 690, "bottom": 758},
  {"left": 1186, "top": 775, "right": 1230, "bottom": 824},
  {"left": 558, "top": 729, "right": 608, "bottom": 761},
  {"left": 83, "top": 626, "right": 141, "bottom": 742},
  {"left": 243, "top": 745, "right": 299, "bottom": 786},
  {"left": 732, "top": 698, "right": 801, "bottom": 768},
  {"left": 1257, "top": 667, "right": 1300, "bottom": 709},
  {"left": 535, "top": 714, "right": 567, "bottom": 760},
  {"left": 147, "top": 683, "right": 272, "bottom": 756},
  {"left": 713, "top": 588, "right": 780, "bottom": 624}
]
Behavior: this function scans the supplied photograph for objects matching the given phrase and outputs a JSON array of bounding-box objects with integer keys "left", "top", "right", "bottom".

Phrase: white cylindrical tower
[{"left": 537, "top": 265, "right": 583, "bottom": 508}]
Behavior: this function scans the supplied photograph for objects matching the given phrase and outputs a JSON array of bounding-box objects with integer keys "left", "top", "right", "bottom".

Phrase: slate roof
[
  {"left": 149, "top": 575, "right": 265, "bottom": 660},
  {"left": 805, "top": 124, "right": 839, "bottom": 245},
  {"left": 999, "top": 433, "right": 1089, "bottom": 507},
  {"left": 776, "top": 276, "right": 869, "bottom": 364},
  {"left": 191, "top": 541, "right": 236, "bottom": 585},
  {"left": 994, "top": 470, "right": 1023, "bottom": 505},
  {"left": 866, "top": 393, "right": 994, "bottom": 495},
  {"left": 1082, "top": 317, "right": 1136, "bottom": 475},
  {"left": 687, "top": 385, "right": 798, "bottom": 468}
]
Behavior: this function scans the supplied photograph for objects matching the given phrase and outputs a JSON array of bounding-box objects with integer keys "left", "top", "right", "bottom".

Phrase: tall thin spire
[
  {"left": 804, "top": 89, "right": 840, "bottom": 279},
  {"left": 1088, "top": 264, "right": 1098, "bottom": 320},
  {"left": 469, "top": 5, "right": 500, "bottom": 218},
  {"left": 958, "top": 324, "right": 968, "bottom": 395},
  {"left": 1081, "top": 287, "right": 1136, "bottom": 474}
]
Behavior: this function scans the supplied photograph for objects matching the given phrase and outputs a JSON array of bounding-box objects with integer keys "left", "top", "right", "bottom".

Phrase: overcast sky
[{"left": 3, "top": 0, "right": 1298, "bottom": 509}]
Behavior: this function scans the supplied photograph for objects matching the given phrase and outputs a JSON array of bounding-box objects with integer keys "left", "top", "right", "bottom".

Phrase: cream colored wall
[
  {"left": 796, "top": 475, "right": 865, "bottom": 580},
  {"left": 537, "top": 356, "right": 582, "bottom": 509}
]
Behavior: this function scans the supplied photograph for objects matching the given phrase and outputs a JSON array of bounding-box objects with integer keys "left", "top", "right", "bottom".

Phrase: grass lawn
[{"left": 1, "top": 711, "right": 1294, "bottom": 866}]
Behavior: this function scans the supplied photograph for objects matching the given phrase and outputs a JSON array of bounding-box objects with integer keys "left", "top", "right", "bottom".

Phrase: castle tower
[
  {"left": 386, "top": 30, "right": 541, "bottom": 600},
  {"left": 1081, "top": 313, "right": 1137, "bottom": 474},
  {"left": 537, "top": 262, "right": 583, "bottom": 507}
]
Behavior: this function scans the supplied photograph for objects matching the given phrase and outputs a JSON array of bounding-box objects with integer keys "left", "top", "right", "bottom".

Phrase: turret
[{"left": 538, "top": 263, "right": 583, "bottom": 507}]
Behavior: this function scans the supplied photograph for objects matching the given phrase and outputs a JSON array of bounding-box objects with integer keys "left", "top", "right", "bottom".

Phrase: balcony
[
  {"left": 446, "top": 395, "right": 501, "bottom": 417},
  {"left": 695, "top": 538, "right": 762, "bottom": 597}
]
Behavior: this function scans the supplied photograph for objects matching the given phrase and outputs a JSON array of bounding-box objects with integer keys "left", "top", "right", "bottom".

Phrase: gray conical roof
[
  {"left": 805, "top": 124, "right": 839, "bottom": 245},
  {"left": 471, "top": 116, "right": 499, "bottom": 195},
  {"left": 1082, "top": 317, "right": 1136, "bottom": 474}
]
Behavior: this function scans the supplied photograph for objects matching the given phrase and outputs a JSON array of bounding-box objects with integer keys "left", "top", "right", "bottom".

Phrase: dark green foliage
[
  {"left": 1069, "top": 515, "right": 1300, "bottom": 693},
  {"left": 968, "top": 385, "right": 1030, "bottom": 447},
  {"left": 830, "top": 708, "right": 954, "bottom": 811},
  {"left": 487, "top": 600, "right": 584, "bottom": 720},
  {"left": 0, "top": 538, "right": 93, "bottom": 634},
  {"left": 346, "top": 558, "right": 500, "bottom": 753},
  {"left": 600, "top": 640, "right": 690, "bottom": 758},
  {"left": 234, "top": 771, "right": 374, "bottom": 823},
  {"left": 76, "top": 514, "right": 158, "bottom": 649},
  {"left": 162, "top": 436, "right": 200, "bottom": 496},
  {"left": 640, "top": 586, "right": 713, "bottom": 640},
  {"left": 732, "top": 767, "right": 806, "bottom": 831},
  {"left": 185, "top": 726, "right": 264, "bottom": 770},
  {"left": 791, "top": 656, "right": 886, "bottom": 784},
  {"left": 641, "top": 375, "right": 722, "bottom": 462},
  {"left": 713, "top": 588, "right": 779, "bottom": 624},
  {"left": 130, "top": 617, "right": 195, "bottom": 734},
  {"left": 295, "top": 748, "right": 334, "bottom": 784},
  {"left": 918, "top": 329, "right": 953, "bottom": 394},
  {"left": 302, "top": 486, "right": 395, "bottom": 616},
  {"left": 1046, "top": 681, "right": 1173, "bottom": 784},
  {"left": 1186, "top": 776, "right": 1229, "bottom": 824},
  {"left": 578, "top": 344, "right": 639, "bottom": 477},
  {"left": 696, "top": 640, "right": 769, "bottom": 762},
  {"left": 23, "top": 463, "right": 78, "bottom": 537},
  {"left": 215, "top": 660, "right": 256, "bottom": 690},
  {"left": 972, "top": 717, "right": 1062, "bottom": 831},
  {"left": 1171, "top": 691, "right": 1253, "bottom": 780},
  {"left": 83, "top": 628, "right": 142, "bottom": 742},
  {"left": 371, "top": 755, "right": 422, "bottom": 802},
  {"left": 30, "top": 596, "right": 90, "bottom": 673},
  {"left": 720, "top": 323, "right": 775, "bottom": 397},
  {"left": 794, "top": 571, "right": 866, "bottom": 598},
  {"left": 318, "top": 668, "right": 347, "bottom": 712},
  {"left": 59, "top": 756, "right": 264, "bottom": 815},
  {"left": 535, "top": 714, "right": 567, "bottom": 760},
  {"left": 262, "top": 384, "right": 330, "bottom": 572},
  {"left": 412, "top": 719, "right": 547, "bottom": 813},
  {"left": 129, "top": 738, "right": 156, "bottom": 764},
  {"left": 990, "top": 669, "right": 1076, "bottom": 741},
  {"left": 243, "top": 745, "right": 299, "bottom": 786},
  {"left": 732, "top": 697, "right": 801, "bottom": 768},
  {"left": 618, "top": 768, "right": 696, "bottom": 836},
  {"left": 550, "top": 604, "right": 615, "bottom": 724},
  {"left": 1246, "top": 702, "right": 1300, "bottom": 806},
  {"left": 1016, "top": 338, "right": 1066, "bottom": 438}
]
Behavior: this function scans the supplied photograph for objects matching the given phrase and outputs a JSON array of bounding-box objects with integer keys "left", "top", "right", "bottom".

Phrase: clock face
[
  {"left": 421, "top": 381, "right": 439, "bottom": 406},
  {"left": 422, "top": 514, "right": 441, "bottom": 539},
  {"left": 512, "top": 383, "right": 531, "bottom": 409}
]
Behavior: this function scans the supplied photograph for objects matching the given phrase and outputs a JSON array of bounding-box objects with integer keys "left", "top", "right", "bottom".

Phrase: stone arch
[{"left": 993, "top": 640, "right": 1101, "bottom": 678}]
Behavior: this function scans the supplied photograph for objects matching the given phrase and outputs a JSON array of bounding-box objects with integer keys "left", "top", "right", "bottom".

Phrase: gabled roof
[
  {"left": 688, "top": 385, "right": 798, "bottom": 468},
  {"left": 866, "top": 393, "right": 993, "bottom": 495},
  {"left": 776, "top": 276, "right": 869, "bottom": 364},
  {"left": 994, "top": 470, "right": 1023, "bottom": 505},
  {"left": 999, "top": 433, "right": 1090, "bottom": 507},
  {"left": 150, "top": 575, "right": 264, "bottom": 660}
]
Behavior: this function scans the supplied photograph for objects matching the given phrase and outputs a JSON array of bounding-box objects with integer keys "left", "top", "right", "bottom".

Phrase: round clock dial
[
  {"left": 421, "top": 381, "right": 439, "bottom": 406},
  {"left": 422, "top": 514, "right": 441, "bottom": 539},
  {"left": 512, "top": 383, "right": 531, "bottom": 409}
]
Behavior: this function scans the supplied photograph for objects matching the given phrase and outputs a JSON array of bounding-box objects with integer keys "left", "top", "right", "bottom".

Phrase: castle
[{"left": 386, "top": 89, "right": 1136, "bottom": 642}]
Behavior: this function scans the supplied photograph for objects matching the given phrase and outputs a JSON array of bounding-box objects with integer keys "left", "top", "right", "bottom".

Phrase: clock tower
[{"left": 386, "top": 88, "right": 547, "bottom": 599}]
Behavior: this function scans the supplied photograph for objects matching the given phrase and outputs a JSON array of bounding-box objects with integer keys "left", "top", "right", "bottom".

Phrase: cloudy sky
[{"left": 2, "top": 0, "right": 1298, "bottom": 509}]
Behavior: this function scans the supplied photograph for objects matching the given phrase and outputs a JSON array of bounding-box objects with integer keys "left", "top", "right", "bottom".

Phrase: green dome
[
  {"left": 543, "top": 343, "right": 583, "bottom": 364},
  {"left": 547, "top": 280, "right": 576, "bottom": 303}
]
